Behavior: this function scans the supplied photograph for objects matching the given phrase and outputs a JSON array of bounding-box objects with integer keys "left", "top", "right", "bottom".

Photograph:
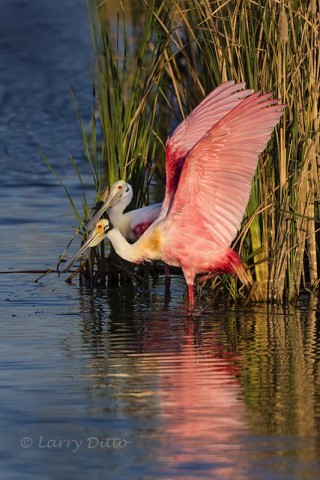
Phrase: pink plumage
[
  {"left": 162, "top": 80, "right": 254, "bottom": 215},
  {"left": 128, "top": 204, "right": 163, "bottom": 241},
  {"left": 65, "top": 81, "right": 285, "bottom": 313},
  {"left": 158, "top": 89, "right": 285, "bottom": 306}
]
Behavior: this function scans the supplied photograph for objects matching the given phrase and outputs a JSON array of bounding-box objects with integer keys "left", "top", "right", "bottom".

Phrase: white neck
[
  {"left": 108, "top": 201, "right": 127, "bottom": 218},
  {"left": 106, "top": 228, "right": 143, "bottom": 263},
  {"left": 108, "top": 204, "right": 131, "bottom": 237},
  {"left": 106, "top": 226, "right": 161, "bottom": 263}
]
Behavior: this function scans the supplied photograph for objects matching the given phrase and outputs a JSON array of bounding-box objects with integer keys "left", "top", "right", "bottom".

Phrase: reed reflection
[{"left": 236, "top": 298, "right": 320, "bottom": 464}]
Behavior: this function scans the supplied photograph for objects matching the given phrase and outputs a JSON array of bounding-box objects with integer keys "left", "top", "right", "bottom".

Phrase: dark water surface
[{"left": 1, "top": 2, "right": 320, "bottom": 479}]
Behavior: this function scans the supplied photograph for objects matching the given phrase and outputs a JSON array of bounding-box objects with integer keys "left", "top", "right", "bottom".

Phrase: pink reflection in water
[{"left": 133, "top": 320, "right": 249, "bottom": 479}]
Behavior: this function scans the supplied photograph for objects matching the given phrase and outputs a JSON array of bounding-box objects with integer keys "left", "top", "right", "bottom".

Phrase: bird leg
[
  {"left": 164, "top": 264, "right": 171, "bottom": 286},
  {"left": 187, "top": 284, "right": 195, "bottom": 314}
]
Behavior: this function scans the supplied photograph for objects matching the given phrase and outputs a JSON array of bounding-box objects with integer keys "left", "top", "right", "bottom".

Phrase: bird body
[
  {"left": 102, "top": 218, "right": 244, "bottom": 281},
  {"left": 63, "top": 81, "right": 285, "bottom": 312},
  {"left": 108, "top": 199, "right": 162, "bottom": 243}
]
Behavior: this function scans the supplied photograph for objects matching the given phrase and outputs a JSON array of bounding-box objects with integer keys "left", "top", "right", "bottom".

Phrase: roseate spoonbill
[
  {"left": 63, "top": 81, "right": 254, "bottom": 274},
  {"left": 62, "top": 86, "right": 285, "bottom": 312}
]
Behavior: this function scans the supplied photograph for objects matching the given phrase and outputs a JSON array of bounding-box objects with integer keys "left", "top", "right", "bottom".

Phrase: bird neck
[
  {"left": 107, "top": 226, "right": 162, "bottom": 263},
  {"left": 106, "top": 227, "right": 144, "bottom": 263},
  {"left": 108, "top": 201, "right": 126, "bottom": 218},
  {"left": 108, "top": 205, "right": 131, "bottom": 237}
]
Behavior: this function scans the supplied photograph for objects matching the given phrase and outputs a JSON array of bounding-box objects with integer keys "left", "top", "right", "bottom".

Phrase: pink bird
[
  {"left": 63, "top": 81, "right": 253, "bottom": 273},
  {"left": 63, "top": 81, "right": 285, "bottom": 312}
]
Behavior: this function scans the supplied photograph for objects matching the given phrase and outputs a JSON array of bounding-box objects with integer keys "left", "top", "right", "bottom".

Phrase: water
[{"left": 1, "top": 2, "right": 320, "bottom": 479}]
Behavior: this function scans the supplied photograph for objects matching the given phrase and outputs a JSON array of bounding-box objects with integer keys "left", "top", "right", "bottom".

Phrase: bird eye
[
  {"left": 118, "top": 185, "right": 123, "bottom": 190},
  {"left": 97, "top": 224, "right": 103, "bottom": 231}
]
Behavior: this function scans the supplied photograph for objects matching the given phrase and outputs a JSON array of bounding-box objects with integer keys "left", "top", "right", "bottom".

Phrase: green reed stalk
[{"left": 87, "top": 0, "right": 171, "bottom": 208}]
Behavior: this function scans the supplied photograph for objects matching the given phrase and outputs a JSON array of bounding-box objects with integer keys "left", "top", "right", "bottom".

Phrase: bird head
[
  {"left": 61, "top": 219, "right": 113, "bottom": 273},
  {"left": 85, "top": 180, "right": 132, "bottom": 232},
  {"left": 90, "top": 219, "right": 113, "bottom": 244},
  {"left": 110, "top": 180, "right": 133, "bottom": 205}
]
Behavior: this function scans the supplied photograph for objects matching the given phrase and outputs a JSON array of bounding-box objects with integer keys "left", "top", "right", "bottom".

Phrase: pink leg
[{"left": 187, "top": 284, "right": 195, "bottom": 314}]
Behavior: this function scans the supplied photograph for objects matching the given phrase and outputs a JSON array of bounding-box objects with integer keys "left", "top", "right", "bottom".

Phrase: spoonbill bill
[{"left": 63, "top": 82, "right": 285, "bottom": 312}]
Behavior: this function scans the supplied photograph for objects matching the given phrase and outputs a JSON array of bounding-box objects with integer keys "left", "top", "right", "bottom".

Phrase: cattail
[{"left": 279, "top": 10, "right": 288, "bottom": 43}]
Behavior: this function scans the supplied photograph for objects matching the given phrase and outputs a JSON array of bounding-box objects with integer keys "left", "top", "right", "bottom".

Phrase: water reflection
[{"left": 72, "top": 285, "right": 320, "bottom": 478}]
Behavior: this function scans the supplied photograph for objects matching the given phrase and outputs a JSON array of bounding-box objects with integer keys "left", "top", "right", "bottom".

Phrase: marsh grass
[
  {"left": 87, "top": 0, "right": 173, "bottom": 205},
  {"left": 151, "top": 0, "right": 320, "bottom": 302},
  {"left": 54, "top": 0, "right": 319, "bottom": 301}
]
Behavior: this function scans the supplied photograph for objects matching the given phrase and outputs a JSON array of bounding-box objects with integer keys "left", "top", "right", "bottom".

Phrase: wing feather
[
  {"left": 161, "top": 81, "right": 254, "bottom": 216},
  {"left": 166, "top": 91, "right": 285, "bottom": 247}
]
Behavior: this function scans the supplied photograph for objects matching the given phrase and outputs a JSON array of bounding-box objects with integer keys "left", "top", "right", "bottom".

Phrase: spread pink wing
[
  {"left": 128, "top": 203, "right": 162, "bottom": 239},
  {"left": 166, "top": 92, "right": 285, "bottom": 247},
  {"left": 162, "top": 80, "right": 254, "bottom": 212}
]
